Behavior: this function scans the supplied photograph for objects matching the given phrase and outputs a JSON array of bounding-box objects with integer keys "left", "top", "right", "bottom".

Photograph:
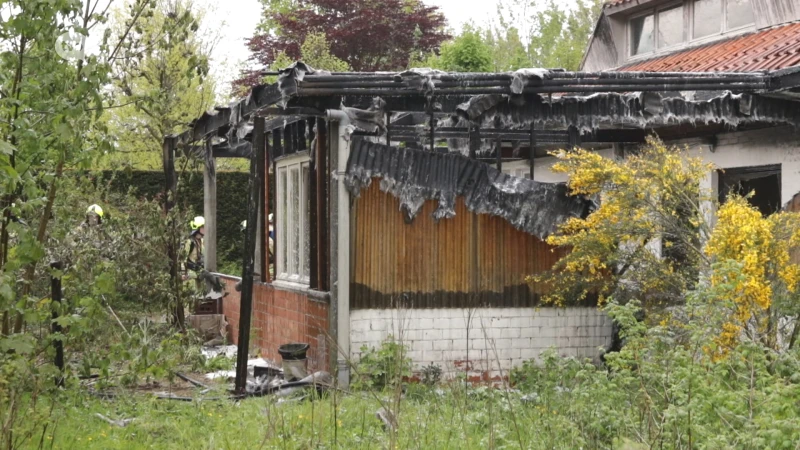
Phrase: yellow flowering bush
[
  {"left": 529, "top": 137, "right": 713, "bottom": 306},
  {"left": 705, "top": 195, "right": 800, "bottom": 355},
  {"left": 531, "top": 136, "right": 800, "bottom": 355}
]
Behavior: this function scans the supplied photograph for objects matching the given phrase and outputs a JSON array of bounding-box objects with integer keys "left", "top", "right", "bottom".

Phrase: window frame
[
  {"left": 275, "top": 152, "right": 311, "bottom": 285},
  {"left": 626, "top": 0, "right": 755, "bottom": 61},
  {"left": 691, "top": 0, "right": 755, "bottom": 41},
  {"left": 627, "top": 1, "right": 685, "bottom": 59}
]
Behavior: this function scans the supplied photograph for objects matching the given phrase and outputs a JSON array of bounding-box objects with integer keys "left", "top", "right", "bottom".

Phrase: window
[
  {"left": 718, "top": 165, "right": 781, "bottom": 217},
  {"left": 693, "top": 0, "right": 722, "bottom": 38},
  {"left": 629, "top": 4, "right": 684, "bottom": 57},
  {"left": 726, "top": 0, "right": 755, "bottom": 30},
  {"left": 631, "top": 14, "right": 655, "bottom": 56},
  {"left": 628, "top": 0, "right": 755, "bottom": 59},
  {"left": 276, "top": 155, "right": 311, "bottom": 284},
  {"left": 658, "top": 5, "right": 684, "bottom": 48},
  {"left": 693, "top": 0, "right": 754, "bottom": 39}
]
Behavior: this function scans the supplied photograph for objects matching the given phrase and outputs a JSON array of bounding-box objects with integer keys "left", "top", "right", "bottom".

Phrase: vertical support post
[
  {"left": 273, "top": 128, "right": 283, "bottom": 159},
  {"left": 385, "top": 112, "right": 391, "bottom": 146},
  {"left": 568, "top": 125, "right": 581, "bottom": 149},
  {"left": 298, "top": 120, "right": 307, "bottom": 151},
  {"left": 469, "top": 125, "right": 479, "bottom": 160},
  {"left": 51, "top": 261, "right": 64, "bottom": 386},
  {"left": 495, "top": 137, "right": 502, "bottom": 171},
  {"left": 429, "top": 111, "right": 435, "bottom": 152},
  {"left": 203, "top": 139, "right": 217, "bottom": 273},
  {"left": 235, "top": 116, "right": 265, "bottom": 394},
  {"left": 162, "top": 137, "right": 183, "bottom": 328},
  {"left": 316, "top": 119, "right": 328, "bottom": 290},
  {"left": 529, "top": 122, "right": 536, "bottom": 180}
]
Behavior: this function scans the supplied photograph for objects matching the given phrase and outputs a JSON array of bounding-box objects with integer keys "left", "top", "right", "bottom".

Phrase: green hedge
[{"left": 98, "top": 170, "right": 250, "bottom": 273}]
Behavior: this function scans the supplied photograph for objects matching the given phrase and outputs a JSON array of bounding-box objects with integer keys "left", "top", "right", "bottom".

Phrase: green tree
[
  {"left": 414, "top": 24, "right": 492, "bottom": 72},
  {"left": 104, "top": 0, "right": 217, "bottom": 170},
  {"left": 527, "top": 0, "right": 603, "bottom": 70},
  {"left": 270, "top": 32, "right": 351, "bottom": 75},
  {"left": 0, "top": 0, "right": 152, "bottom": 445},
  {"left": 485, "top": 27, "right": 529, "bottom": 72}
]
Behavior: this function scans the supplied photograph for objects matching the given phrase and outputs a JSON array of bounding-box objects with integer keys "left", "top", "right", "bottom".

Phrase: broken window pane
[
  {"left": 630, "top": 14, "right": 655, "bottom": 55},
  {"left": 694, "top": 0, "right": 721, "bottom": 38},
  {"left": 658, "top": 5, "right": 684, "bottom": 48},
  {"left": 727, "top": 0, "right": 754, "bottom": 29},
  {"left": 290, "top": 167, "right": 300, "bottom": 276}
]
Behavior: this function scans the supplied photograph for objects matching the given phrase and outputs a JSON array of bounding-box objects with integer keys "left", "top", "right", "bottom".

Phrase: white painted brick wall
[{"left": 350, "top": 307, "right": 614, "bottom": 378}]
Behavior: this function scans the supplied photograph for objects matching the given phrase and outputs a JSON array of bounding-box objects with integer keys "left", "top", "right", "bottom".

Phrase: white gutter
[{"left": 326, "top": 109, "right": 351, "bottom": 388}]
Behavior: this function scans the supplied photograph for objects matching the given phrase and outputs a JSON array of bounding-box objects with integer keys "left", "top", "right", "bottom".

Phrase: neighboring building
[
  {"left": 177, "top": 0, "right": 800, "bottom": 384},
  {"left": 581, "top": 0, "right": 800, "bottom": 214}
]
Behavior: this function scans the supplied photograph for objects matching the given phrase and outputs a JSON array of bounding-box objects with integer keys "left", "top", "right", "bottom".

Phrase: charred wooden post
[
  {"left": 385, "top": 112, "right": 391, "bottom": 146},
  {"left": 529, "top": 122, "right": 536, "bottom": 180},
  {"left": 495, "top": 117, "right": 502, "bottom": 171},
  {"left": 273, "top": 127, "right": 283, "bottom": 159},
  {"left": 50, "top": 261, "right": 64, "bottom": 386},
  {"left": 203, "top": 139, "right": 217, "bottom": 272},
  {"left": 429, "top": 111, "right": 435, "bottom": 152},
  {"left": 496, "top": 137, "right": 502, "bottom": 171},
  {"left": 469, "top": 126, "right": 479, "bottom": 160},
  {"left": 235, "top": 117, "right": 266, "bottom": 394}
]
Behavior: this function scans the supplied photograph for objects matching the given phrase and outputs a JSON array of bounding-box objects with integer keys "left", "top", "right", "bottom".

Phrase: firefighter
[
  {"left": 183, "top": 215, "right": 205, "bottom": 279},
  {"left": 84, "top": 204, "right": 104, "bottom": 227},
  {"left": 182, "top": 216, "right": 222, "bottom": 295}
]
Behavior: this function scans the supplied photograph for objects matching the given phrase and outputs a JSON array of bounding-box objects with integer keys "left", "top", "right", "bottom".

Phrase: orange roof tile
[{"left": 620, "top": 22, "right": 800, "bottom": 72}]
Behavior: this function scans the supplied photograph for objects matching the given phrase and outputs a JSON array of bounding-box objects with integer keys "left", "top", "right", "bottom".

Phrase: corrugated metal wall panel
[{"left": 352, "top": 181, "right": 566, "bottom": 309}]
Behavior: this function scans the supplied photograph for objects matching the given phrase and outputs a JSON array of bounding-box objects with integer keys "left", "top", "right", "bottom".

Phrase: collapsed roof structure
[
  {"left": 169, "top": 63, "right": 800, "bottom": 231},
  {"left": 170, "top": 63, "right": 800, "bottom": 390}
]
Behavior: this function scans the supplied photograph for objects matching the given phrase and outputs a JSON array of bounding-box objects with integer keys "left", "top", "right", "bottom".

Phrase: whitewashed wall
[
  {"left": 690, "top": 126, "right": 800, "bottom": 207},
  {"left": 350, "top": 307, "right": 614, "bottom": 378}
]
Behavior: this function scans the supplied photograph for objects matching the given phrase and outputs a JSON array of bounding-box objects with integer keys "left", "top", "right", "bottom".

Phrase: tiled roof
[{"left": 620, "top": 22, "right": 800, "bottom": 72}]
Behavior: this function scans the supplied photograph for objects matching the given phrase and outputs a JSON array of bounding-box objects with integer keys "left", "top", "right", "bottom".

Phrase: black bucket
[{"left": 278, "top": 343, "right": 309, "bottom": 361}]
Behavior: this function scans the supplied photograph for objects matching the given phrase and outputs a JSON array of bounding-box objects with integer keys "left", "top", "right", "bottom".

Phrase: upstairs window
[
  {"left": 726, "top": 0, "right": 756, "bottom": 29},
  {"left": 658, "top": 5, "right": 685, "bottom": 48},
  {"left": 631, "top": 14, "right": 655, "bottom": 56},
  {"left": 693, "top": 0, "right": 754, "bottom": 39},
  {"left": 630, "top": 4, "right": 684, "bottom": 57}
]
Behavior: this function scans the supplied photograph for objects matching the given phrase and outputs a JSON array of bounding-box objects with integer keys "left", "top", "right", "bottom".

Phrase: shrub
[{"left": 352, "top": 337, "right": 412, "bottom": 390}]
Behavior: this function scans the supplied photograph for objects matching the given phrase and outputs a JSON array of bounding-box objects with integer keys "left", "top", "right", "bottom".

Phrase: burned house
[
  {"left": 169, "top": 0, "right": 800, "bottom": 383},
  {"left": 582, "top": 0, "right": 800, "bottom": 215}
]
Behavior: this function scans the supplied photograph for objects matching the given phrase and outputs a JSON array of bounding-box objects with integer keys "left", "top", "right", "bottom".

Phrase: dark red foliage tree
[{"left": 235, "top": 0, "right": 449, "bottom": 91}]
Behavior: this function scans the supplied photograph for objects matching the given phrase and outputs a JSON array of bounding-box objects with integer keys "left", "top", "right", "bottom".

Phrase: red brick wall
[{"left": 220, "top": 276, "right": 331, "bottom": 372}]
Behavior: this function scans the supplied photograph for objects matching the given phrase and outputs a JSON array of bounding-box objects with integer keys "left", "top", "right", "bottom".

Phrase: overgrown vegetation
[{"left": 2, "top": 0, "right": 800, "bottom": 446}]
